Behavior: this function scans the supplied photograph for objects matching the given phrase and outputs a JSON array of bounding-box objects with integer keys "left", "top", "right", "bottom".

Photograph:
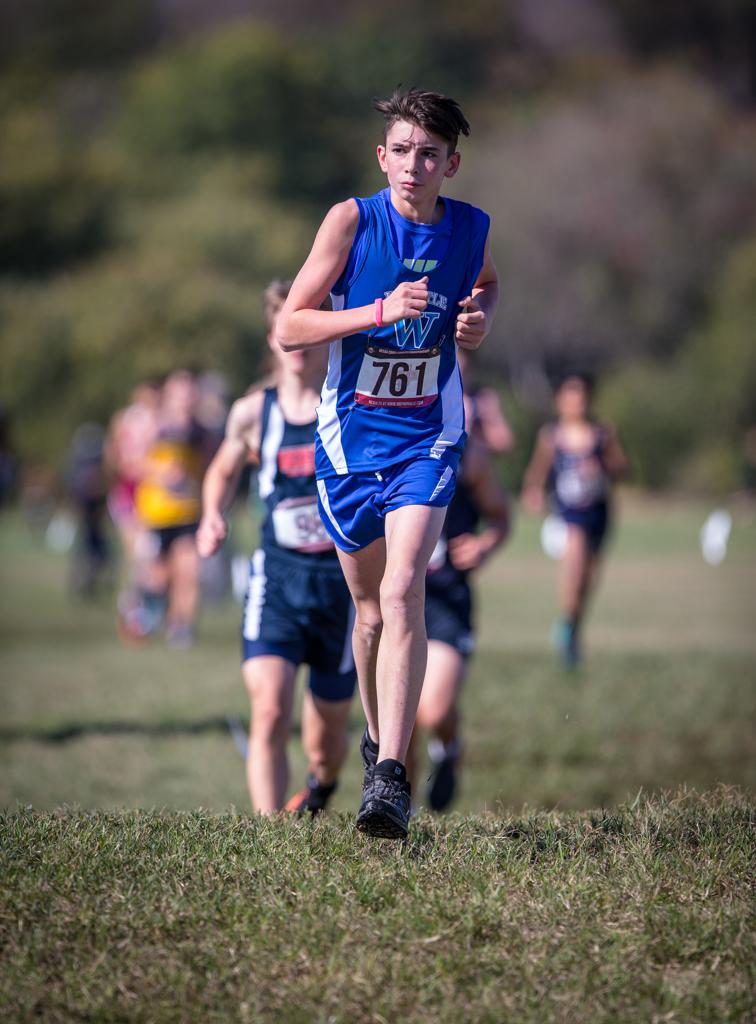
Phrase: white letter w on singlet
[{"left": 394, "top": 311, "right": 440, "bottom": 350}]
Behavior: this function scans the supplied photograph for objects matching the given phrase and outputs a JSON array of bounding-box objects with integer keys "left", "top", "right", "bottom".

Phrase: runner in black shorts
[
  {"left": 134, "top": 370, "right": 216, "bottom": 647},
  {"left": 410, "top": 435, "right": 510, "bottom": 811},
  {"left": 197, "top": 282, "right": 356, "bottom": 815},
  {"left": 522, "top": 372, "right": 627, "bottom": 668}
]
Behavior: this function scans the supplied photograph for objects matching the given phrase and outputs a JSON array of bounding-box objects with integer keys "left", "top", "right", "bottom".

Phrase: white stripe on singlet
[
  {"left": 315, "top": 293, "right": 348, "bottom": 475},
  {"left": 257, "top": 399, "right": 285, "bottom": 500},
  {"left": 429, "top": 355, "right": 465, "bottom": 460},
  {"left": 242, "top": 549, "right": 267, "bottom": 642}
]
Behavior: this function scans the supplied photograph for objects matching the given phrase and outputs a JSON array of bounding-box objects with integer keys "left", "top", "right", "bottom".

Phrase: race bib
[
  {"left": 355, "top": 344, "right": 440, "bottom": 409},
  {"left": 272, "top": 496, "right": 334, "bottom": 553},
  {"left": 555, "top": 467, "right": 606, "bottom": 508}
]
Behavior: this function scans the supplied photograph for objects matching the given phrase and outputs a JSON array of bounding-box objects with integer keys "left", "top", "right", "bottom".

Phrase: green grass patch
[
  {"left": 2, "top": 499, "right": 755, "bottom": 813},
  {"left": 1, "top": 501, "right": 755, "bottom": 1020},
  {"left": 1, "top": 790, "right": 753, "bottom": 1023}
]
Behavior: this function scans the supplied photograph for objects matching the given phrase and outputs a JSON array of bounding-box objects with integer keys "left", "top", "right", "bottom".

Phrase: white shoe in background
[
  {"left": 541, "top": 514, "right": 567, "bottom": 560},
  {"left": 700, "top": 509, "right": 732, "bottom": 566}
]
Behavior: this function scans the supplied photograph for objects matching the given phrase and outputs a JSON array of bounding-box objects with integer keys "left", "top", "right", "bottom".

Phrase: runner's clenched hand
[
  {"left": 196, "top": 510, "right": 227, "bottom": 558},
  {"left": 455, "top": 295, "right": 487, "bottom": 350},
  {"left": 382, "top": 276, "right": 429, "bottom": 324}
]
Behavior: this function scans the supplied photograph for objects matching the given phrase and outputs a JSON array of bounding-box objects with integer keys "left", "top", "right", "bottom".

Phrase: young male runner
[
  {"left": 196, "top": 282, "right": 357, "bottom": 815},
  {"left": 277, "top": 89, "right": 499, "bottom": 837}
]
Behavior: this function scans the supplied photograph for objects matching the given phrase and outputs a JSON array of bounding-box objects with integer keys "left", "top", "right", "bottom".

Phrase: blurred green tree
[
  {"left": 598, "top": 238, "right": 756, "bottom": 490},
  {"left": 118, "top": 24, "right": 362, "bottom": 207},
  {"left": 1, "top": 5, "right": 755, "bottom": 493},
  {"left": 468, "top": 70, "right": 756, "bottom": 390},
  {"left": 0, "top": 108, "right": 113, "bottom": 275}
]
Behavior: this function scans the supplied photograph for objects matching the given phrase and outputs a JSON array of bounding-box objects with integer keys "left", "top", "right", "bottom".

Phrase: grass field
[
  {"left": 2, "top": 792, "right": 753, "bottom": 1023},
  {"left": 2, "top": 496, "right": 754, "bottom": 813},
  {"left": 1, "top": 496, "right": 755, "bottom": 1021}
]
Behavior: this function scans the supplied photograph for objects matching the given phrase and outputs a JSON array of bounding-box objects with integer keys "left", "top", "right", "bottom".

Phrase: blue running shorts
[
  {"left": 241, "top": 547, "right": 357, "bottom": 702},
  {"left": 316, "top": 453, "right": 459, "bottom": 553}
]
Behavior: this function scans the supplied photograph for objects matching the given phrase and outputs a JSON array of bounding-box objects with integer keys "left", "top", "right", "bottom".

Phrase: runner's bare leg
[
  {"left": 336, "top": 538, "right": 385, "bottom": 744},
  {"left": 301, "top": 690, "right": 352, "bottom": 786},
  {"left": 242, "top": 656, "right": 297, "bottom": 813},
  {"left": 376, "top": 504, "right": 447, "bottom": 763}
]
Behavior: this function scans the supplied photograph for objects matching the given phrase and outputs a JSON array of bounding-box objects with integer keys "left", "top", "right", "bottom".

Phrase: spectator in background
[
  {"left": 67, "top": 422, "right": 112, "bottom": 597},
  {"left": 522, "top": 372, "right": 627, "bottom": 668}
]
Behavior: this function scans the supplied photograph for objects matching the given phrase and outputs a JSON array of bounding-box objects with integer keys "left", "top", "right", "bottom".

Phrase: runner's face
[
  {"left": 163, "top": 373, "right": 196, "bottom": 416},
  {"left": 377, "top": 121, "right": 459, "bottom": 205},
  {"left": 556, "top": 379, "right": 590, "bottom": 421}
]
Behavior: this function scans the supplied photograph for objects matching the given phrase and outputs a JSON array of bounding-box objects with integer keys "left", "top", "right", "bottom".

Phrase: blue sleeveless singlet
[{"left": 315, "top": 189, "right": 490, "bottom": 478}]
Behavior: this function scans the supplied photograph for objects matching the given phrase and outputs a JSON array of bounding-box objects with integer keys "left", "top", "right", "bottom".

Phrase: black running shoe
[
  {"left": 356, "top": 759, "right": 411, "bottom": 839},
  {"left": 359, "top": 726, "right": 379, "bottom": 800},
  {"left": 360, "top": 727, "right": 379, "bottom": 772},
  {"left": 426, "top": 739, "right": 460, "bottom": 813},
  {"left": 285, "top": 773, "right": 337, "bottom": 817}
]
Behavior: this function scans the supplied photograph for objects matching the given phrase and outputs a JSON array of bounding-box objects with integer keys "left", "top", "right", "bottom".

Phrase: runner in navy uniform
[
  {"left": 522, "top": 373, "right": 627, "bottom": 667},
  {"left": 458, "top": 349, "right": 514, "bottom": 456},
  {"left": 197, "top": 282, "right": 356, "bottom": 815},
  {"left": 277, "top": 89, "right": 499, "bottom": 838},
  {"left": 411, "top": 437, "right": 509, "bottom": 810}
]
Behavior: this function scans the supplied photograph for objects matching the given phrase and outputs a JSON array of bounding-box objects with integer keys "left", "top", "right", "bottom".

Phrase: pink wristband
[{"left": 374, "top": 297, "right": 383, "bottom": 328}]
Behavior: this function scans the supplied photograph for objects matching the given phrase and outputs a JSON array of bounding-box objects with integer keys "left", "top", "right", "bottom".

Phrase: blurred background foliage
[{"left": 0, "top": 0, "right": 755, "bottom": 490}]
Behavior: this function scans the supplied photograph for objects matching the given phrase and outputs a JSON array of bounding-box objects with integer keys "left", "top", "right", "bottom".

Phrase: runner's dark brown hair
[{"left": 373, "top": 88, "right": 470, "bottom": 154}]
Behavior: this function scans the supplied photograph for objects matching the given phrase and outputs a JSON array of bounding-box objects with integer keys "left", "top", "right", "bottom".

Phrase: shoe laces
[{"left": 370, "top": 773, "right": 411, "bottom": 812}]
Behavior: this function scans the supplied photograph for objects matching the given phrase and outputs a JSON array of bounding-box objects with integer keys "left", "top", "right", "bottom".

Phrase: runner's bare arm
[
  {"left": 276, "top": 201, "right": 431, "bottom": 351},
  {"left": 521, "top": 426, "right": 555, "bottom": 514},
  {"left": 474, "top": 387, "right": 515, "bottom": 454},
  {"left": 447, "top": 441, "right": 510, "bottom": 572},
  {"left": 602, "top": 424, "right": 629, "bottom": 480},
  {"left": 196, "top": 391, "right": 264, "bottom": 558},
  {"left": 455, "top": 238, "right": 499, "bottom": 351}
]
